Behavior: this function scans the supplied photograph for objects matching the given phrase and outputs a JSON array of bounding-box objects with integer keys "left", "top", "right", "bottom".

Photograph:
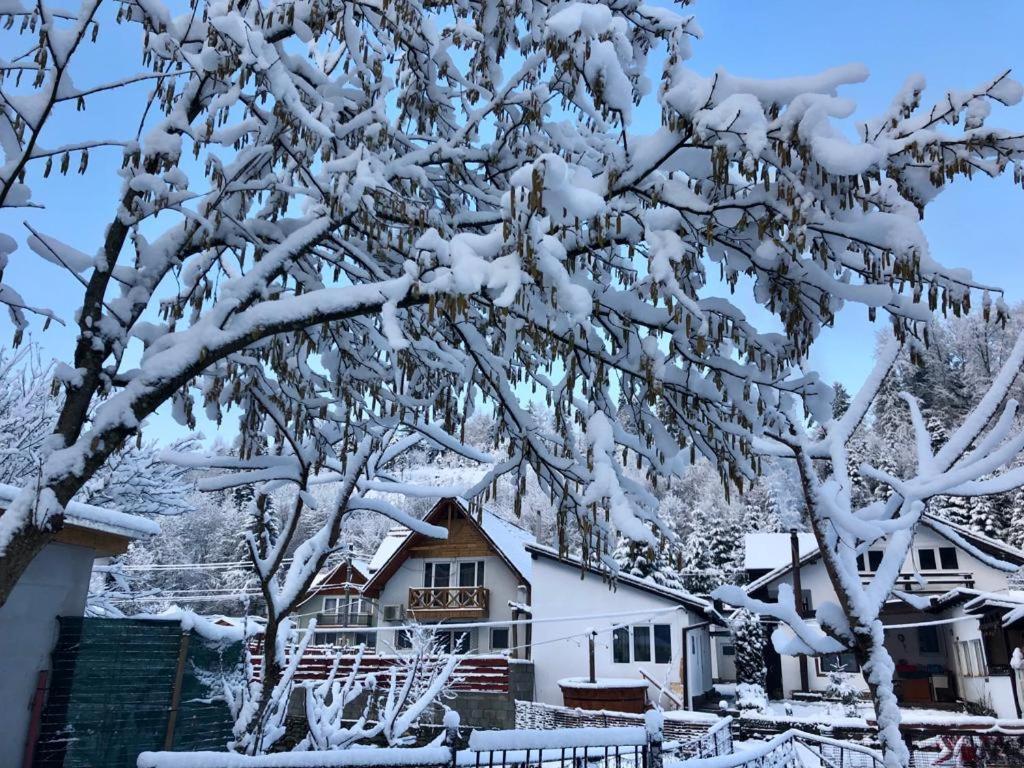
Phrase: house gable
[
  {"left": 310, "top": 560, "right": 369, "bottom": 596},
  {"left": 363, "top": 498, "right": 529, "bottom": 597}
]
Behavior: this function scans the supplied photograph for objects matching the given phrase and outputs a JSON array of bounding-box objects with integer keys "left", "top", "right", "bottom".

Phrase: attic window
[
  {"left": 939, "top": 547, "right": 959, "bottom": 570},
  {"left": 918, "top": 548, "right": 937, "bottom": 571},
  {"left": 857, "top": 550, "right": 884, "bottom": 572}
]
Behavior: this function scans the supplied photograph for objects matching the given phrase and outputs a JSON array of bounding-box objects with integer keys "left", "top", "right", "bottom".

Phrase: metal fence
[{"left": 138, "top": 714, "right": 731, "bottom": 768}]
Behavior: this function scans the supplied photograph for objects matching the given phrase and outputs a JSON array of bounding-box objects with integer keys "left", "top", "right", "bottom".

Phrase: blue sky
[{"left": 2, "top": 1, "right": 1023, "bottom": 440}]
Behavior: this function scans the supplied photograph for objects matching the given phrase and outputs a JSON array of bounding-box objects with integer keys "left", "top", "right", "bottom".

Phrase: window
[
  {"left": 396, "top": 629, "right": 412, "bottom": 650},
  {"left": 424, "top": 561, "right": 451, "bottom": 588},
  {"left": 722, "top": 645, "right": 736, "bottom": 657},
  {"left": 324, "top": 597, "right": 338, "bottom": 612},
  {"left": 491, "top": 627, "right": 510, "bottom": 651},
  {"left": 868, "top": 550, "right": 883, "bottom": 571},
  {"left": 459, "top": 560, "right": 485, "bottom": 587},
  {"left": 817, "top": 651, "right": 860, "bottom": 675},
  {"left": 654, "top": 625, "right": 672, "bottom": 664},
  {"left": 633, "top": 626, "right": 652, "bottom": 662},
  {"left": 972, "top": 639, "right": 987, "bottom": 677},
  {"left": 918, "top": 548, "right": 937, "bottom": 571},
  {"left": 613, "top": 627, "right": 630, "bottom": 663},
  {"left": 939, "top": 547, "right": 959, "bottom": 570},
  {"left": 435, "top": 629, "right": 472, "bottom": 654},
  {"left": 856, "top": 550, "right": 885, "bottom": 572},
  {"left": 918, "top": 626, "right": 940, "bottom": 654},
  {"left": 957, "top": 639, "right": 988, "bottom": 677},
  {"left": 611, "top": 624, "right": 673, "bottom": 664}
]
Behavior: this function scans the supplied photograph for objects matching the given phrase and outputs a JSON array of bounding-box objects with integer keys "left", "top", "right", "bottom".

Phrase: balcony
[
  {"left": 316, "top": 611, "right": 374, "bottom": 627},
  {"left": 408, "top": 586, "right": 489, "bottom": 620},
  {"left": 861, "top": 571, "right": 974, "bottom": 592}
]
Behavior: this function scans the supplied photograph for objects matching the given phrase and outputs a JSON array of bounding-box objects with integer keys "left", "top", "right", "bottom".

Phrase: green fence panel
[{"left": 33, "top": 616, "right": 242, "bottom": 767}]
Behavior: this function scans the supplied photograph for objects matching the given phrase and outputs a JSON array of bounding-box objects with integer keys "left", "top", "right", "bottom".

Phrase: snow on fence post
[
  {"left": 644, "top": 710, "right": 663, "bottom": 768},
  {"left": 443, "top": 709, "right": 460, "bottom": 768}
]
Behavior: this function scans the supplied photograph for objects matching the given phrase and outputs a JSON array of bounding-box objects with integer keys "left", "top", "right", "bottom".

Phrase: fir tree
[
  {"left": 732, "top": 610, "right": 768, "bottom": 711},
  {"left": 613, "top": 522, "right": 684, "bottom": 590}
]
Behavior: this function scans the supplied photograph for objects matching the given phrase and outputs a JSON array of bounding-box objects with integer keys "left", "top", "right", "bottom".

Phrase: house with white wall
[
  {"left": 311, "top": 497, "right": 715, "bottom": 712},
  {"left": 0, "top": 485, "right": 159, "bottom": 760},
  {"left": 295, "top": 556, "right": 373, "bottom": 647},
  {"left": 713, "top": 514, "right": 1024, "bottom": 718}
]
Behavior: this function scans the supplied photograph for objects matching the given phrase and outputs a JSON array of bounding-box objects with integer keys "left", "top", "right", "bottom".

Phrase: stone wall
[{"left": 286, "top": 660, "right": 534, "bottom": 738}]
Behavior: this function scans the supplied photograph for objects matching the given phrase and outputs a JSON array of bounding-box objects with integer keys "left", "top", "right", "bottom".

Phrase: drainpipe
[{"left": 791, "top": 529, "right": 809, "bottom": 693}]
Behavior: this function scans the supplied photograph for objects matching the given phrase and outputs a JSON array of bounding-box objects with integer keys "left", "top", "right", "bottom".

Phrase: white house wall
[
  {"left": 946, "top": 605, "right": 1020, "bottom": 718},
  {"left": 0, "top": 541, "right": 94, "bottom": 753},
  {"left": 375, "top": 553, "right": 524, "bottom": 653},
  {"left": 528, "top": 555, "right": 712, "bottom": 707},
  {"left": 746, "top": 531, "right": 1020, "bottom": 707}
]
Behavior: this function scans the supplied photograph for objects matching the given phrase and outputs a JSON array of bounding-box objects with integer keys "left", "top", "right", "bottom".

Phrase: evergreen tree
[
  {"left": 613, "top": 528, "right": 684, "bottom": 590},
  {"left": 732, "top": 610, "right": 768, "bottom": 711}
]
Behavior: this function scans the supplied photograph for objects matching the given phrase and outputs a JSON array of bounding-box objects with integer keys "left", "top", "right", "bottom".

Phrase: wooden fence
[{"left": 250, "top": 648, "right": 513, "bottom": 693}]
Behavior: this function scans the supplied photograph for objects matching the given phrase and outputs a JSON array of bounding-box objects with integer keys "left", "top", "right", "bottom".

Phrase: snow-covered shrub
[{"left": 825, "top": 661, "right": 860, "bottom": 717}]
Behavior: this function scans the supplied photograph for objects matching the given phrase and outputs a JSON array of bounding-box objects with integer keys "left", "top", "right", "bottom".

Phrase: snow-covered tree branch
[{"left": 2, "top": 0, "right": 1024, "bottom": 639}]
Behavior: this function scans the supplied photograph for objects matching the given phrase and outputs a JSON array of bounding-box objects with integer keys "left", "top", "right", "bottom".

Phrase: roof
[
  {"left": 309, "top": 558, "right": 370, "bottom": 595},
  {"left": 744, "top": 532, "right": 817, "bottom": 571},
  {"left": 963, "top": 590, "right": 1024, "bottom": 627},
  {"left": 525, "top": 542, "right": 709, "bottom": 612},
  {"left": 362, "top": 498, "right": 536, "bottom": 595},
  {"left": 368, "top": 527, "right": 410, "bottom": 573},
  {"left": 0, "top": 482, "right": 160, "bottom": 540},
  {"left": 743, "top": 513, "right": 1024, "bottom": 596}
]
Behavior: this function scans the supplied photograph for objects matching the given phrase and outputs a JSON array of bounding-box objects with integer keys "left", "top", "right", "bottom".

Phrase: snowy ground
[{"left": 711, "top": 684, "right": 973, "bottom": 724}]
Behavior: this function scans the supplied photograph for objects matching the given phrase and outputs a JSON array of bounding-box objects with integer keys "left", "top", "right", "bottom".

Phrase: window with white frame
[
  {"left": 424, "top": 560, "right": 485, "bottom": 587},
  {"left": 612, "top": 624, "right": 672, "bottom": 664},
  {"left": 490, "top": 626, "right": 510, "bottom": 651},
  {"left": 957, "top": 639, "right": 988, "bottom": 677}
]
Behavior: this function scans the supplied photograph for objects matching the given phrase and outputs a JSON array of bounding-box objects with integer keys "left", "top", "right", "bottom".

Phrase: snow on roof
[
  {"left": 743, "top": 532, "right": 817, "bottom": 571},
  {"left": 479, "top": 508, "right": 535, "bottom": 583},
  {"left": 311, "top": 558, "right": 370, "bottom": 588},
  {"left": 366, "top": 503, "right": 536, "bottom": 584},
  {"left": 0, "top": 482, "right": 160, "bottom": 540},
  {"left": 368, "top": 526, "right": 410, "bottom": 573},
  {"left": 921, "top": 513, "right": 1024, "bottom": 566}
]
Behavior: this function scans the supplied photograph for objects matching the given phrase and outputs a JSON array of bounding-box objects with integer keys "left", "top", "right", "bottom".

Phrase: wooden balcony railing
[{"left": 408, "top": 586, "right": 489, "bottom": 618}]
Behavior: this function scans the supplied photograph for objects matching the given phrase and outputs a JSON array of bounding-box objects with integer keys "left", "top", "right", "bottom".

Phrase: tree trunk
[
  {"left": 0, "top": 524, "right": 57, "bottom": 608},
  {"left": 795, "top": 452, "right": 910, "bottom": 768},
  {"left": 249, "top": 617, "right": 283, "bottom": 754},
  {"left": 850, "top": 618, "right": 909, "bottom": 768}
]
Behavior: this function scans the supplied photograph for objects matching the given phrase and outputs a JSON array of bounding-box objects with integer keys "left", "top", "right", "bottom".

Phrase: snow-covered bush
[
  {"left": 825, "top": 662, "right": 860, "bottom": 717},
  {"left": 735, "top": 683, "right": 768, "bottom": 713}
]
